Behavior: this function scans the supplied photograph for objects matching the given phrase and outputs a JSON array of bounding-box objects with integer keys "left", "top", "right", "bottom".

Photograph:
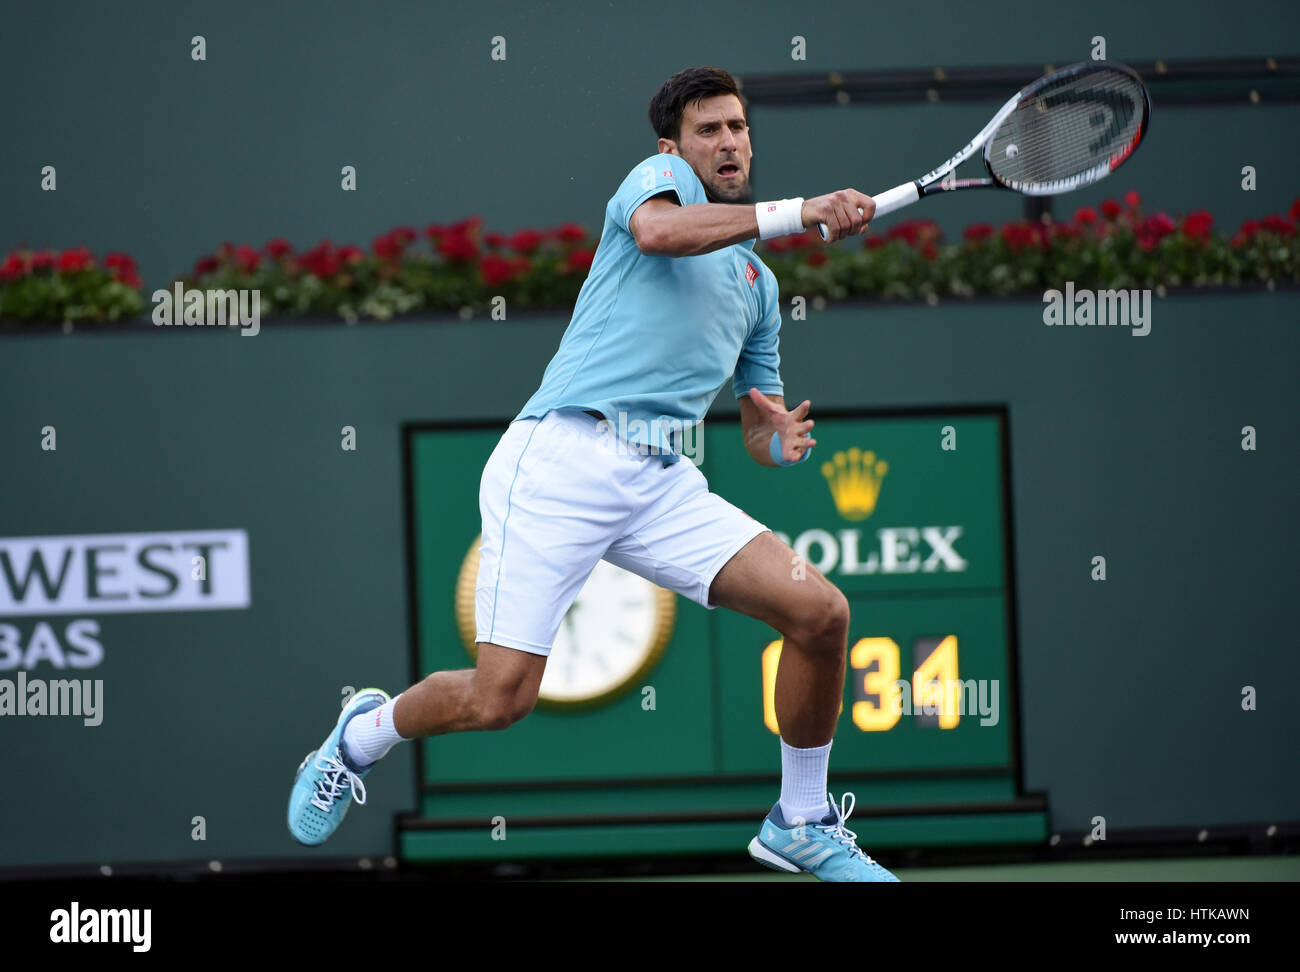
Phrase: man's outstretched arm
[{"left": 630, "top": 190, "right": 876, "bottom": 258}]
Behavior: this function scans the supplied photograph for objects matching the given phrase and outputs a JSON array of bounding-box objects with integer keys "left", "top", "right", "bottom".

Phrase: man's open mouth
[{"left": 717, "top": 163, "right": 740, "bottom": 178}]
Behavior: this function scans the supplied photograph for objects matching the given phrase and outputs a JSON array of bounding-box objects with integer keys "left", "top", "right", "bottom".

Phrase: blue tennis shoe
[
  {"left": 748, "top": 792, "right": 900, "bottom": 882},
  {"left": 287, "top": 688, "right": 391, "bottom": 846}
]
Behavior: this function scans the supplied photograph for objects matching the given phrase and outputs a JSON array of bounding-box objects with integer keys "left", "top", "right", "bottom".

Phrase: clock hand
[
  {"left": 560, "top": 605, "right": 581, "bottom": 684},
  {"left": 562, "top": 606, "right": 580, "bottom": 654}
]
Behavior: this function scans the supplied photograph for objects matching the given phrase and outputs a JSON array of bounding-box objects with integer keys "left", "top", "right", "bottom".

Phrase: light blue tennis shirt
[{"left": 514, "top": 152, "right": 784, "bottom": 464}]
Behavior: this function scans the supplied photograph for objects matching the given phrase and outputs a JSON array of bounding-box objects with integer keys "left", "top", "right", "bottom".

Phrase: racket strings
[{"left": 988, "top": 70, "right": 1145, "bottom": 191}]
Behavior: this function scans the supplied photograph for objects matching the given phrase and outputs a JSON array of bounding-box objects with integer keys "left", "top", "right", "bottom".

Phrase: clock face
[
  {"left": 542, "top": 560, "right": 667, "bottom": 703},
  {"left": 455, "top": 538, "right": 675, "bottom": 707}
]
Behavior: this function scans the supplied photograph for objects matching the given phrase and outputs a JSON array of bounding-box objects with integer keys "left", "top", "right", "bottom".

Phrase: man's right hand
[{"left": 801, "top": 190, "right": 876, "bottom": 242}]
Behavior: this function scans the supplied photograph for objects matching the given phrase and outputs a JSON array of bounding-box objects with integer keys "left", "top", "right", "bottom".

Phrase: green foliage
[
  {"left": 760, "top": 198, "right": 1300, "bottom": 302},
  {"left": 0, "top": 249, "right": 144, "bottom": 325},
  {"left": 3, "top": 198, "right": 1297, "bottom": 327}
]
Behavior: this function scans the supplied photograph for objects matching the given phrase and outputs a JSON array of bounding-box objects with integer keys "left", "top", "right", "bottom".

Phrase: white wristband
[{"left": 755, "top": 198, "right": 806, "bottom": 240}]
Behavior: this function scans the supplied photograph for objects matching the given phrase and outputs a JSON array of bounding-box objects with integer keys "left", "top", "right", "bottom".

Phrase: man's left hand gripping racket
[{"left": 816, "top": 61, "right": 1151, "bottom": 240}]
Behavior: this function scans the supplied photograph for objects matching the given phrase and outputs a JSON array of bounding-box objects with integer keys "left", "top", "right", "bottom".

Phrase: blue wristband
[{"left": 769, "top": 431, "right": 812, "bottom": 467}]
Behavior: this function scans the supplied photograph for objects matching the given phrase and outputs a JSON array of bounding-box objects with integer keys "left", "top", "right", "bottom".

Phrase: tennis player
[{"left": 288, "top": 65, "right": 897, "bottom": 882}]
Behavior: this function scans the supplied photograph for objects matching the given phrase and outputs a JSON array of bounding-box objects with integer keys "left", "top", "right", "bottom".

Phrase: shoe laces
[
  {"left": 814, "top": 792, "right": 876, "bottom": 865},
  {"left": 309, "top": 747, "right": 367, "bottom": 813}
]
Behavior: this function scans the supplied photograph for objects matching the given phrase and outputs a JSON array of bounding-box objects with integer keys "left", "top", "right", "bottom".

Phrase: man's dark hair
[{"left": 648, "top": 66, "right": 747, "bottom": 145}]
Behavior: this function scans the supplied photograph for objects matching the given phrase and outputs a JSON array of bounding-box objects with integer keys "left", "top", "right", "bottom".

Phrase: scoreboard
[
  {"left": 709, "top": 410, "right": 1015, "bottom": 775},
  {"left": 401, "top": 408, "right": 1045, "bottom": 863}
]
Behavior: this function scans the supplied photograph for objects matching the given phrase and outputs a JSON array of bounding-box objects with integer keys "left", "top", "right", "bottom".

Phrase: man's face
[{"left": 660, "top": 94, "right": 753, "bottom": 204}]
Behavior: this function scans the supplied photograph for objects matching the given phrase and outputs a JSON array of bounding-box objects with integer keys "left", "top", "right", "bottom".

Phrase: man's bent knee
[
  {"left": 475, "top": 691, "right": 537, "bottom": 731},
  {"left": 788, "top": 585, "right": 850, "bottom": 652},
  {"left": 472, "top": 642, "right": 545, "bottom": 730}
]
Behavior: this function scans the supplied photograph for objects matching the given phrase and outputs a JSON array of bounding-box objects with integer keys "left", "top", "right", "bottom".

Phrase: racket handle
[{"left": 815, "top": 182, "right": 921, "bottom": 241}]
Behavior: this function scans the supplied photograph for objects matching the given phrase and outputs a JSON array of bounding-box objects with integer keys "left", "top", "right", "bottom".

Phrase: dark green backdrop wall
[
  {"left": 3, "top": 0, "right": 1298, "bottom": 288},
  {"left": 1, "top": 292, "right": 1296, "bottom": 869},
  {"left": 3, "top": 0, "right": 1298, "bottom": 871}
]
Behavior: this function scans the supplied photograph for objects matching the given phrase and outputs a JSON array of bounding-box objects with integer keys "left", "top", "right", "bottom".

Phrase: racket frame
[{"left": 815, "top": 61, "right": 1150, "bottom": 236}]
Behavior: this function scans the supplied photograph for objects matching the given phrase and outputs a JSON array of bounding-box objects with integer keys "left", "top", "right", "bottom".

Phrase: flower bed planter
[{"left": 2, "top": 195, "right": 1296, "bottom": 327}]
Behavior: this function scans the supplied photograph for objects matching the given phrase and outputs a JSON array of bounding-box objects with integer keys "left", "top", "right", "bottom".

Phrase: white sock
[
  {"left": 342, "top": 695, "right": 408, "bottom": 768},
  {"left": 779, "top": 738, "right": 832, "bottom": 825}
]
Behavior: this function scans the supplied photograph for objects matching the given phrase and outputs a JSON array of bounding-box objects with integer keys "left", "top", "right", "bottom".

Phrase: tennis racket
[{"left": 816, "top": 61, "right": 1150, "bottom": 240}]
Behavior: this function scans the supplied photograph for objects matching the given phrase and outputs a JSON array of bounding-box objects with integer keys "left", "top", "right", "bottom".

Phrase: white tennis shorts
[{"left": 474, "top": 407, "right": 770, "bottom": 655}]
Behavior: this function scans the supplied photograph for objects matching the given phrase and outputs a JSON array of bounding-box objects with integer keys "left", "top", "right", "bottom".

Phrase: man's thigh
[
  {"left": 602, "top": 461, "right": 769, "bottom": 611},
  {"left": 474, "top": 641, "right": 548, "bottom": 707},
  {"left": 475, "top": 411, "right": 628, "bottom": 654},
  {"left": 707, "top": 530, "right": 844, "bottom": 633}
]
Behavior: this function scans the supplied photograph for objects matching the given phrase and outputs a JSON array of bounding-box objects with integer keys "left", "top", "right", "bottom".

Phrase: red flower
[
  {"left": 0, "top": 253, "right": 27, "bottom": 280},
  {"left": 886, "top": 222, "right": 916, "bottom": 244},
  {"left": 806, "top": 250, "right": 828, "bottom": 267},
  {"left": 215, "top": 241, "right": 236, "bottom": 261},
  {"left": 30, "top": 251, "right": 56, "bottom": 271},
  {"left": 1073, "top": 207, "right": 1098, "bottom": 226},
  {"left": 377, "top": 228, "right": 418, "bottom": 259},
  {"left": 57, "top": 247, "right": 94, "bottom": 273},
  {"left": 311, "top": 254, "right": 342, "bottom": 277},
  {"left": 963, "top": 223, "right": 994, "bottom": 243},
  {"left": 448, "top": 216, "right": 483, "bottom": 237},
  {"left": 194, "top": 255, "right": 220, "bottom": 276},
  {"left": 1180, "top": 210, "right": 1214, "bottom": 242},
  {"left": 301, "top": 241, "right": 340, "bottom": 278},
  {"left": 264, "top": 238, "right": 293, "bottom": 260},
  {"left": 115, "top": 268, "right": 143, "bottom": 289},
  {"left": 424, "top": 224, "right": 446, "bottom": 240},
  {"left": 1290, "top": 198, "right": 1300, "bottom": 223},
  {"left": 864, "top": 235, "right": 885, "bottom": 250},
  {"left": 338, "top": 245, "right": 365, "bottom": 265},
  {"left": 1261, "top": 214, "right": 1295, "bottom": 237},
  {"left": 1051, "top": 221, "right": 1083, "bottom": 241},
  {"left": 508, "top": 229, "right": 545, "bottom": 254},
  {"left": 555, "top": 223, "right": 587, "bottom": 242},
  {"left": 1147, "top": 213, "right": 1176, "bottom": 235},
  {"left": 234, "top": 245, "right": 261, "bottom": 273},
  {"left": 437, "top": 232, "right": 479, "bottom": 262},
  {"left": 564, "top": 249, "right": 595, "bottom": 274},
  {"left": 1100, "top": 199, "right": 1122, "bottom": 220},
  {"left": 484, "top": 232, "right": 507, "bottom": 248},
  {"left": 787, "top": 232, "right": 813, "bottom": 250},
  {"left": 765, "top": 237, "right": 790, "bottom": 253},
  {"left": 1124, "top": 190, "right": 1141, "bottom": 209},
  {"left": 886, "top": 219, "right": 942, "bottom": 247},
  {"left": 478, "top": 254, "right": 511, "bottom": 287},
  {"left": 997, "top": 221, "right": 1051, "bottom": 251},
  {"left": 104, "top": 252, "right": 141, "bottom": 286},
  {"left": 1135, "top": 213, "right": 1177, "bottom": 251},
  {"left": 373, "top": 232, "right": 405, "bottom": 260},
  {"left": 480, "top": 253, "right": 530, "bottom": 287},
  {"left": 1000, "top": 222, "right": 1033, "bottom": 251}
]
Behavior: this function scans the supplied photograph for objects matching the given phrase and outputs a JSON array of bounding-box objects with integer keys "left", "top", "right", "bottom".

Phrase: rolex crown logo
[{"left": 821, "top": 448, "right": 888, "bottom": 521}]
